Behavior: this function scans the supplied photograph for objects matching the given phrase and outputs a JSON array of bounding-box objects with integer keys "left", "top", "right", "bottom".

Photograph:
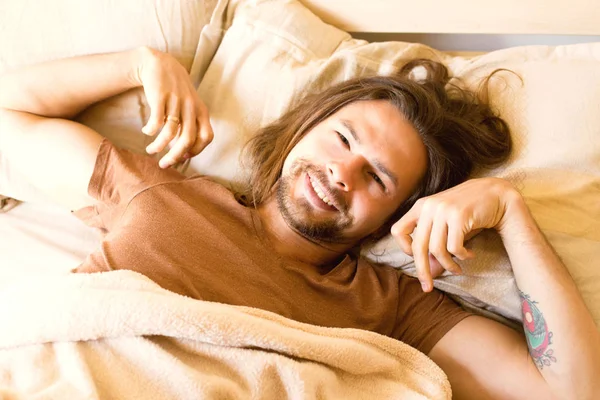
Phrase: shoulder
[
  {"left": 158, "top": 175, "right": 242, "bottom": 204},
  {"left": 360, "top": 257, "right": 474, "bottom": 354}
]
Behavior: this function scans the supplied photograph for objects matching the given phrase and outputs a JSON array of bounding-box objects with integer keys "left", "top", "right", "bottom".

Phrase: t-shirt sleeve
[
  {"left": 393, "top": 273, "right": 472, "bottom": 355},
  {"left": 72, "top": 138, "right": 185, "bottom": 232}
]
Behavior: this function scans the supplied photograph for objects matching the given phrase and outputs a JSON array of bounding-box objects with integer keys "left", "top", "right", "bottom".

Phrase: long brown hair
[{"left": 238, "top": 59, "right": 513, "bottom": 241}]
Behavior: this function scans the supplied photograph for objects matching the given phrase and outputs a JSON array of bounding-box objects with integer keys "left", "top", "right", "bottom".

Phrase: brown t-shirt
[{"left": 74, "top": 140, "right": 471, "bottom": 354}]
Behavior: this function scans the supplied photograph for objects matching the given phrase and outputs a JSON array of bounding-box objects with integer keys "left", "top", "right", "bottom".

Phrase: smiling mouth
[{"left": 306, "top": 173, "right": 339, "bottom": 211}]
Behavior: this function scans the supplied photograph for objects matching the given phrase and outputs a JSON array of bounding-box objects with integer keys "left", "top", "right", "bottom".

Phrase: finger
[
  {"left": 464, "top": 228, "right": 484, "bottom": 242},
  {"left": 147, "top": 96, "right": 181, "bottom": 157},
  {"left": 447, "top": 220, "right": 475, "bottom": 261},
  {"left": 391, "top": 219, "right": 416, "bottom": 255},
  {"left": 147, "top": 118, "right": 180, "bottom": 158},
  {"left": 142, "top": 94, "right": 167, "bottom": 136},
  {"left": 429, "top": 254, "right": 446, "bottom": 278},
  {"left": 412, "top": 215, "right": 434, "bottom": 292},
  {"left": 187, "top": 111, "right": 214, "bottom": 157},
  {"left": 429, "top": 220, "right": 462, "bottom": 275},
  {"left": 161, "top": 100, "right": 196, "bottom": 167},
  {"left": 391, "top": 201, "right": 424, "bottom": 256}
]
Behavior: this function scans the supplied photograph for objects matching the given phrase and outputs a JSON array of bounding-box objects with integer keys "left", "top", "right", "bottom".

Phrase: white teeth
[{"left": 309, "top": 176, "right": 335, "bottom": 207}]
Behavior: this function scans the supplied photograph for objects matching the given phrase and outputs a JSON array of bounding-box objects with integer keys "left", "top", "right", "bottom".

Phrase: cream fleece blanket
[{"left": 0, "top": 270, "right": 450, "bottom": 399}]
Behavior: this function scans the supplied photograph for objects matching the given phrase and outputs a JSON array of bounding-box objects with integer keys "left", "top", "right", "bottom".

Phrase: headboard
[{"left": 301, "top": 0, "right": 600, "bottom": 35}]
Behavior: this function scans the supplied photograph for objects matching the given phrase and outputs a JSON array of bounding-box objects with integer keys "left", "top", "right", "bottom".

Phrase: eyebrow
[{"left": 340, "top": 119, "right": 399, "bottom": 189}]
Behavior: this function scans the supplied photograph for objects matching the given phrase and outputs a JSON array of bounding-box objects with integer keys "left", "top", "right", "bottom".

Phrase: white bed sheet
[{"left": 0, "top": 202, "right": 101, "bottom": 284}]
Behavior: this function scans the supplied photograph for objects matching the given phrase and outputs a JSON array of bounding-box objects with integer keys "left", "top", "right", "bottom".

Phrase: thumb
[{"left": 429, "top": 254, "right": 446, "bottom": 279}]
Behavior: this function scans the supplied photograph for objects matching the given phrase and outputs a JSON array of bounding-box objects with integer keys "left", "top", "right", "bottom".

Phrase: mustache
[{"left": 301, "top": 162, "right": 347, "bottom": 213}]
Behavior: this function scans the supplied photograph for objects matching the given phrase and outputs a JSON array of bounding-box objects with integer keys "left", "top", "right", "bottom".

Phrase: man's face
[{"left": 278, "top": 99, "right": 428, "bottom": 244}]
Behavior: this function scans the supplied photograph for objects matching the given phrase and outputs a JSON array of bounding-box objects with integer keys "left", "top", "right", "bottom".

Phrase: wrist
[
  {"left": 495, "top": 188, "right": 535, "bottom": 241},
  {"left": 128, "top": 46, "right": 154, "bottom": 87}
]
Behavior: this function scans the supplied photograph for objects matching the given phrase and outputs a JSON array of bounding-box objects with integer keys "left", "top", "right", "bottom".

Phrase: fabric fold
[{"left": 0, "top": 270, "right": 450, "bottom": 399}]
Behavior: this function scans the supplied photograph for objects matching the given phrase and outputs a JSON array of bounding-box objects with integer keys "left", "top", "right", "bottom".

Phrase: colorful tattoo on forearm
[{"left": 519, "top": 290, "right": 556, "bottom": 369}]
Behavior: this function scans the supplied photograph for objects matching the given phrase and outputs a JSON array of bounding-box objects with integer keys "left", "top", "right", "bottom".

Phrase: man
[{"left": 1, "top": 47, "right": 598, "bottom": 399}]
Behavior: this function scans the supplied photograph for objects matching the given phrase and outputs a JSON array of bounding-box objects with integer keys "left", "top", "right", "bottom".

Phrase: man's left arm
[
  {"left": 393, "top": 178, "right": 600, "bottom": 399},
  {"left": 428, "top": 314, "right": 554, "bottom": 399}
]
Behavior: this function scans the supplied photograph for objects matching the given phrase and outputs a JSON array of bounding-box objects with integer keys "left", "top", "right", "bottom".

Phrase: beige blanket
[{"left": 0, "top": 270, "right": 450, "bottom": 399}]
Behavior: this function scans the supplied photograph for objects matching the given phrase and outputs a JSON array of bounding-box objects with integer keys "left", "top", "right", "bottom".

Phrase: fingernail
[{"left": 421, "top": 282, "right": 430, "bottom": 292}]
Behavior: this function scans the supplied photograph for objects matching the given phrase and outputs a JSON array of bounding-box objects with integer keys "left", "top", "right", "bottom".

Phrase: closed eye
[
  {"left": 370, "top": 172, "right": 386, "bottom": 190},
  {"left": 337, "top": 131, "right": 386, "bottom": 191},
  {"left": 336, "top": 131, "right": 350, "bottom": 148}
]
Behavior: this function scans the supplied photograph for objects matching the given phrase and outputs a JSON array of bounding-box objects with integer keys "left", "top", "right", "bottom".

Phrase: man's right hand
[{"left": 132, "top": 47, "right": 214, "bottom": 169}]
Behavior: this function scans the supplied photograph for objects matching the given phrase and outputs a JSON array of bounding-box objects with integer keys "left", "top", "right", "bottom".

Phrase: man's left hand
[{"left": 391, "top": 177, "right": 520, "bottom": 292}]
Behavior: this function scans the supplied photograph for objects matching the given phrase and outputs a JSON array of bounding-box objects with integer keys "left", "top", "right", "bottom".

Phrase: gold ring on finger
[{"left": 165, "top": 115, "right": 180, "bottom": 124}]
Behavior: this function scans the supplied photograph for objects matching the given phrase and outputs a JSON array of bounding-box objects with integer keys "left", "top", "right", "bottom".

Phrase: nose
[{"left": 326, "top": 154, "right": 366, "bottom": 192}]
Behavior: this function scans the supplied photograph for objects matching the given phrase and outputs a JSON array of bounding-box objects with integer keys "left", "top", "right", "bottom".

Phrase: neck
[{"left": 255, "top": 199, "right": 353, "bottom": 266}]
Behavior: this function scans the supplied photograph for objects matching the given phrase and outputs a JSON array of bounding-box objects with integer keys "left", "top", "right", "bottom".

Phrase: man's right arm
[
  {"left": 0, "top": 47, "right": 212, "bottom": 209},
  {"left": 0, "top": 109, "right": 102, "bottom": 210},
  {"left": 0, "top": 49, "right": 146, "bottom": 210}
]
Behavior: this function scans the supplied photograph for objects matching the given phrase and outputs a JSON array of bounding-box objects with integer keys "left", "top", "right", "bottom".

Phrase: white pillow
[
  {"left": 0, "top": 0, "right": 217, "bottom": 202},
  {"left": 0, "top": 0, "right": 211, "bottom": 73},
  {"left": 371, "top": 45, "right": 600, "bottom": 325},
  {"left": 190, "top": 0, "right": 600, "bottom": 328}
]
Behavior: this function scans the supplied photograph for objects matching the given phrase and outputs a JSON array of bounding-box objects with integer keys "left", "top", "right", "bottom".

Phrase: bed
[{"left": 1, "top": 0, "right": 599, "bottom": 398}]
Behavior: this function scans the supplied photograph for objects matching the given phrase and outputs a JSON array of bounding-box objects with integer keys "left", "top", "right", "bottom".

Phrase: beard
[{"left": 276, "top": 159, "right": 353, "bottom": 244}]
